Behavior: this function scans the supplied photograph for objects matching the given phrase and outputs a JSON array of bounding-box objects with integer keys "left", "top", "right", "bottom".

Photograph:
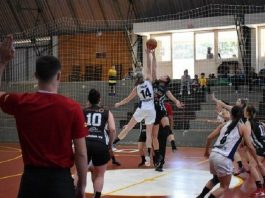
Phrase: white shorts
[
  {"left": 133, "top": 108, "right": 156, "bottom": 125},
  {"left": 209, "top": 152, "right": 233, "bottom": 177}
]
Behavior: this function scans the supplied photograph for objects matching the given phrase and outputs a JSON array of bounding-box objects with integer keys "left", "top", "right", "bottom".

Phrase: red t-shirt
[
  {"left": 0, "top": 92, "right": 88, "bottom": 168},
  {"left": 164, "top": 102, "right": 173, "bottom": 117}
]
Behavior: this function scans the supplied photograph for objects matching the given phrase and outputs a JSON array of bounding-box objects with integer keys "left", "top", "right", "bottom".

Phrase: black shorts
[
  {"left": 256, "top": 148, "right": 265, "bottom": 157},
  {"left": 86, "top": 140, "right": 110, "bottom": 166},
  {"left": 18, "top": 166, "right": 75, "bottom": 198},
  {"left": 154, "top": 105, "right": 167, "bottom": 125},
  {"left": 138, "top": 132, "right": 146, "bottom": 142}
]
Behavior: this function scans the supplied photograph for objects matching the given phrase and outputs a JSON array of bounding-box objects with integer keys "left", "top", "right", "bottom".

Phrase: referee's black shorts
[
  {"left": 18, "top": 166, "right": 75, "bottom": 198},
  {"left": 86, "top": 140, "right": 110, "bottom": 166}
]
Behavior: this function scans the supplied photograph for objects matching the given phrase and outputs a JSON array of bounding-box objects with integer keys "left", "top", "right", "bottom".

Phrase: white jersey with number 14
[{"left": 136, "top": 80, "right": 154, "bottom": 109}]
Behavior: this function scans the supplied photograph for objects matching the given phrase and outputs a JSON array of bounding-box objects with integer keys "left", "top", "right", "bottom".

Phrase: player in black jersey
[
  {"left": 83, "top": 89, "right": 116, "bottom": 198},
  {"left": 137, "top": 121, "right": 147, "bottom": 167},
  {"left": 244, "top": 105, "right": 265, "bottom": 196},
  {"left": 150, "top": 50, "right": 184, "bottom": 166}
]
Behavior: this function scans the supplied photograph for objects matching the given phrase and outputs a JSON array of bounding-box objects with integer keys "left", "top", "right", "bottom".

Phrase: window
[
  {"left": 152, "top": 35, "right": 171, "bottom": 62},
  {"left": 218, "top": 31, "right": 238, "bottom": 59},
  {"left": 172, "top": 32, "right": 194, "bottom": 79},
  {"left": 261, "top": 28, "right": 265, "bottom": 57},
  {"left": 195, "top": 32, "right": 214, "bottom": 60}
]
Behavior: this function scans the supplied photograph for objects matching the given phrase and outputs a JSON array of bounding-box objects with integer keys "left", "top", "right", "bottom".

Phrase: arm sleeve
[
  {"left": 0, "top": 93, "right": 20, "bottom": 115},
  {"left": 72, "top": 104, "right": 89, "bottom": 139}
]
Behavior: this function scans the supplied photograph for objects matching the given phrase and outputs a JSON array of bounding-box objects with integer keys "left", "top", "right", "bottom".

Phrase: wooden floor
[{"left": 0, "top": 143, "right": 260, "bottom": 198}]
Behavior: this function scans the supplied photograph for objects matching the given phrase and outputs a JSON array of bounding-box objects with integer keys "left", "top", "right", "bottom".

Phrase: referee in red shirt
[{"left": 0, "top": 35, "right": 88, "bottom": 198}]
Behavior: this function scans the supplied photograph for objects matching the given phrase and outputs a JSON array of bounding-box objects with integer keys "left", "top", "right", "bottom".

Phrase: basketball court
[
  {"left": 0, "top": 144, "right": 257, "bottom": 198},
  {"left": 1, "top": 1, "right": 265, "bottom": 198}
]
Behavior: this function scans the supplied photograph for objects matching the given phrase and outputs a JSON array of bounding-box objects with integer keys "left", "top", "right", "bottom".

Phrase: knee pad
[{"left": 210, "top": 175, "right": 220, "bottom": 186}]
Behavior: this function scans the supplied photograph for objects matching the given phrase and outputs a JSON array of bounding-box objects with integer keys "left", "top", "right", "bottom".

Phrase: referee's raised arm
[{"left": 0, "top": 35, "right": 15, "bottom": 94}]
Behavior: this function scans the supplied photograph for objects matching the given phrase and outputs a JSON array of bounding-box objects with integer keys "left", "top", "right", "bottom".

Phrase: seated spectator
[
  {"left": 191, "top": 74, "right": 199, "bottom": 93},
  {"left": 180, "top": 69, "right": 191, "bottom": 95},
  {"left": 199, "top": 73, "right": 210, "bottom": 93},
  {"left": 208, "top": 73, "right": 216, "bottom": 79},
  {"left": 217, "top": 63, "right": 229, "bottom": 78},
  {"left": 253, "top": 68, "right": 265, "bottom": 86},
  {"left": 207, "top": 73, "right": 216, "bottom": 87}
]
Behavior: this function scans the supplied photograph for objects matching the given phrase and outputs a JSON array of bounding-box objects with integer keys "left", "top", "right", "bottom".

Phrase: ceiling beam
[
  {"left": 98, "top": 0, "right": 109, "bottom": 27},
  {"left": 112, "top": 0, "right": 124, "bottom": 20},
  {"left": 66, "top": 0, "right": 81, "bottom": 29},
  {"left": 128, "top": 0, "right": 138, "bottom": 19},
  {"left": 35, "top": 0, "right": 48, "bottom": 25},
  {"left": 153, "top": 0, "right": 161, "bottom": 16},
  {"left": 45, "top": 0, "right": 58, "bottom": 30},
  {"left": 85, "top": 0, "right": 96, "bottom": 21},
  {"left": 168, "top": 0, "right": 177, "bottom": 14},
  {"left": 6, "top": 0, "right": 24, "bottom": 32}
]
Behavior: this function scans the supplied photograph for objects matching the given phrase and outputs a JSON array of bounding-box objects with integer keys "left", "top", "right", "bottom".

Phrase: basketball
[{"left": 146, "top": 38, "right": 157, "bottom": 50}]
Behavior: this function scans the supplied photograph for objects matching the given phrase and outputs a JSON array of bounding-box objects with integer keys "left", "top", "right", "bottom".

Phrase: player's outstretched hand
[
  {"left": 0, "top": 35, "right": 15, "bottom": 65},
  {"left": 114, "top": 103, "right": 120, "bottom": 108},
  {"left": 211, "top": 92, "right": 217, "bottom": 102},
  {"left": 145, "top": 48, "right": 151, "bottom": 54},
  {"left": 176, "top": 102, "right": 184, "bottom": 108}
]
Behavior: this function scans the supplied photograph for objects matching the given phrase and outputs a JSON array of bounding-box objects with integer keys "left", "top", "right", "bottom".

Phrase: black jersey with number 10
[{"left": 83, "top": 106, "right": 109, "bottom": 145}]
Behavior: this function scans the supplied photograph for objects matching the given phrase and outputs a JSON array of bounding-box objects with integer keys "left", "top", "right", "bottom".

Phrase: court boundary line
[
  {"left": 0, "top": 146, "right": 22, "bottom": 181},
  {"left": 0, "top": 173, "right": 22, "bottom": 180},
  {"left": 0, "top": 146, "right": 21, "bottom": 165},
  {"left": 102, "top": 159, "right": 210, "bottom": 196}
]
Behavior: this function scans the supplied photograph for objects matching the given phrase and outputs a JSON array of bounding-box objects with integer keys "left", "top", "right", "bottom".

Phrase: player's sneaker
[
  {"left": 145, "top": 156, "right": 151, "bottom": 167},
  {"left": 155, "top": 164, "right": 163, "bottom": 172},
  {"left": 250, "top": 188, "right": 265, "bottom": 197},
  {"left": 154, "top": 154, "right": 163, "bottom": 168},
  {"left": 138, "top": 160, "right": 146, "bottom": 167},
  {"left": 172, "top": 145, "right": 178, "bottom": 153},
  {"left": 112, "top": 160, "right": 121, "bottom": 166},
  {"left": 112, "top": 144, "right": 117, "bottom": 151}
]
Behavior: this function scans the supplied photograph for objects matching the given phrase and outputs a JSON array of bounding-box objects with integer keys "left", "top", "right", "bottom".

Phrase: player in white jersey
[
  {"left": 197, "top": 106, "right": 261, "bottom": 198},
  {"left": 114, "top": 49, "right": 156, "bottom": 166},
  {"left": 211, "top": 93, "right": 248, "bottom": 176}
]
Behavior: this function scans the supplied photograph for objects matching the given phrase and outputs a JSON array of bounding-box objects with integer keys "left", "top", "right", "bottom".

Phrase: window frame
[
  {"left": 260, "top": 27, "right": 265, "bottom": 58},
  {"left": 217, "top": 29, "right": 239, "bottom": 60},
  {"left": 195, "top": 31, "right": 215, "bottom": 61},
  {"left": 150, "top": 33, "right": 172, "bottom": 63}
]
